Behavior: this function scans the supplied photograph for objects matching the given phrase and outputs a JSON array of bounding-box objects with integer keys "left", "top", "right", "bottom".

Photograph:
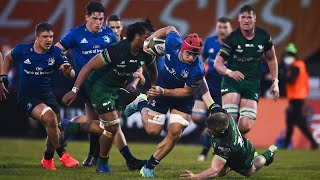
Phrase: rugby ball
[{"left": 144, "top": 37, "right": 165, "bottom": 56}]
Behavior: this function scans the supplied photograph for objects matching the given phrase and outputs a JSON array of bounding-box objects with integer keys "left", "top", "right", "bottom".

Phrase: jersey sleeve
[
  {"left": 59, "top": 30, "right": 75, "bottom": 50},
  {"left": 213, "top": 145, "right": 231, "bottom": 161},
  {"left": 100, "top": 48, "right": 112, "bottom": 65},
  {"left": 144, "top": 53, "right": 156, "bottom": 66},
  {"left": 185, "top": 61, "right": 205, "bottom": 88},
  {"left": 202, "top": 38, "right": 210, "bottom": 60},
  {"left": 11, "top": 44, "right": 24, "bottom": 62},
  {"left": 165, "top": 32, "right": 182, "bottom": 53},
  {"left": 219, "top": 34, "right": 233, "bottom": 60},
  {"left": 264, "top": 33, "right": 273, "bottom": 52},
  {"left": 54, "top": 48, "right": 69, "bottom": 67}
]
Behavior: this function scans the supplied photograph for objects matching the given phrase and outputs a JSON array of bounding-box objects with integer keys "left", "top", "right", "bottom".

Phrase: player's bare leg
[
  {"left": 141, "top": 110, "right": 189, "bottom": 178},
  {"left": 96, "top": 111, "right": 119, "bottom": 173},
  {"left": 140, "top": 108, "right": 165, "bottom": 137},
  {"left": 32, "top": 104, "right": 78, "bottom": 170},
  {"left": 243, "top": 145, "right": 277, "bottom": 176},
  {"left": 222, "top": 93, "right": 240, "bottom": 121},
  {"left": 238, "top": 99, "right": 257, "bottom": 134}
]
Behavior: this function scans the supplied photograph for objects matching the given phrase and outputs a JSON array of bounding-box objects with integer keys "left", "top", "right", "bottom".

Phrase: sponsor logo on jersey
[
  {"left": 36, "top": 67, "right": 43, "bottom": 71},
  {"left": 93, "top": 45, "right": 100, "bottom": 49},
  {"left": 117, "top": 61, "right": 126, "bottom": 68},
  {"left": 24, "top": 59, "right": 31, "bottom": 64},
  {"left": 47, "top": 57, "right": 55, "bottom": 66},
  {"left": 80, "top": 38, "right": 88, "bottom": 43},
  {"left": 221, "top": 88, "right": 228, "bottom": 93},
  {"left": 82, "top": 49, "right": 103, "bottom": 55},
  {"left": 102, "top": 101, "right": 111, "bottom": 106},
  {"left": 129, "top": 59, "right": 137, "bottom": 63},
  {"left": 164, "top": 64, "right": 176, "bottom": 76},
  {"left": 245, "top": 44, "right": 254, "bottom": 47},
  {"left": 166, "top": 54, "right": 171, "bottom": 60}
]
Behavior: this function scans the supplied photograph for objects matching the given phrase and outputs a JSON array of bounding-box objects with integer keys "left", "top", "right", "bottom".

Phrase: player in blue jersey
[
  {"left": 55, "top": 1, "right": 145, "bottom": 169},
  {"left": 0, "top": 22, "right": 78, "bottom": 170},
  {"left": 124, "top": 26, "right": 225, "bottom": 178},
  {"left": 192, "top": 17, "right": 233, "bottom": 162}
]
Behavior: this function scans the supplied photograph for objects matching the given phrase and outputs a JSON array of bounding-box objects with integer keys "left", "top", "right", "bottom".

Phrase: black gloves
[{"left": 209, "top": 103, "right": 227, "bottom": 115}]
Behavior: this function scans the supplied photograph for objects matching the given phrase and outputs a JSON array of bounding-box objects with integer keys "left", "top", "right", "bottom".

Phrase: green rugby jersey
[
  {"left": 210, "top": 116, "right": 256, "bottom": 171},
  {"left": 219, "top": 27, "right": 273, "bottom": 79},
  {"left": 87, "top": 39, "right": 155, "bottom": 87}
]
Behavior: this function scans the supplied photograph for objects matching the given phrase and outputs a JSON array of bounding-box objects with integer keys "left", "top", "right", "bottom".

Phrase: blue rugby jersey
[
  {"left": 202, "top": 35, "right": 221, "bottom": 75},
  {"left": 59, "top": 24, "right": 117, "bottom": 74},
  {"left": 11, "top": 43, "right": 68, "bottom": 97},
  {"left": 202, "top": 35, "right": 223, "bottom": 96},
  {"left": 157, "top": 32, "right": 205, "bottom": 91}
]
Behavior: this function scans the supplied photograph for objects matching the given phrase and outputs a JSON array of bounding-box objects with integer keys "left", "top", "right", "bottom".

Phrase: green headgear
[{"left": 285, "top": 43, "right": 298, "bottom": 54}]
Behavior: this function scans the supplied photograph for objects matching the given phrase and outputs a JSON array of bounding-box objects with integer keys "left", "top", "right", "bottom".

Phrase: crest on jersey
[
  {"left": 181, "top": 70, "right": 189, "bottom": 78},
  {"left": 103, "top": 35, "right": 111, "bottom": 43},
  {"left": 27, "top": 102, "right": 32, "bottom": 110},
  {"left": 47, "top": 58, "right": 55, "bottom": 66},
  {"left": 235, "top": 45, "right": 243, "bottom": 53}
]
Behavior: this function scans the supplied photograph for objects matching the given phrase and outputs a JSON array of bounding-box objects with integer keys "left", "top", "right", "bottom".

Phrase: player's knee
[
  {"left": 238, "top": 120, "right": 253, "bottom": 134},
  {"left": 239, "top": 108, "right": 257, "bottom": 120},
  {"left": 146, "top": 128, "right": 162, "bottom": 137},
  {"left": 40, "top": 107, "right": 58, "bottom": 127},
  {"left": 168, "top": 114, "right": 189, "bottom": 139},
  {"left": 223, "top": 104, "right": 239, "bottom": 117},
  {"left": 100, "top": 118, "right": 120, "bottom": 138},
  {"left": 191, "top": 109, "right": 207, "bottom": 125},
  {"left": 168, "top": 127, "right": 183, "bottom": 140}
]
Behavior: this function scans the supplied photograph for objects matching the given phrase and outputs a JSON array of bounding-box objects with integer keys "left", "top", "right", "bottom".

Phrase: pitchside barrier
[{"left": 1, "top": 96, "right": 319, "bottom": 148}]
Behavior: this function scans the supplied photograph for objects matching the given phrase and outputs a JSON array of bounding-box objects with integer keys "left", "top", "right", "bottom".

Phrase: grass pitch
[{"left": 0, "top": 139, "right": 319, "bottom": 179}]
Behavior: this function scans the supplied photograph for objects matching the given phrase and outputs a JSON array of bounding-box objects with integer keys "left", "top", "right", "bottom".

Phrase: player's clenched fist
[{"left": 62, "top": 87, "right": 78, "bottom": 106}]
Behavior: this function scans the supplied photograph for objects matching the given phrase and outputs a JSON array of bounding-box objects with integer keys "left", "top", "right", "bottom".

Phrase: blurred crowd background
[{"left": 0, "top": 0, "right": 319, "bottom": 148}]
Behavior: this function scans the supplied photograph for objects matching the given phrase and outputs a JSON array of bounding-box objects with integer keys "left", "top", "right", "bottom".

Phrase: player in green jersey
[
  {"left": 180, "top": 112, "right": 277, "bottom": 178},
  {"left": 214, "top": 5, "right": 279, "bottom": 134},
  {"left": 61, "top": 20, "right": 158, "bottom": 173}
]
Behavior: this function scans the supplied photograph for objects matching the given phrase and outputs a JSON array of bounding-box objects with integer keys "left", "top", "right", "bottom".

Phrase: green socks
[{"left": 261, "top": 145, "right": 277, "bottom": 166}]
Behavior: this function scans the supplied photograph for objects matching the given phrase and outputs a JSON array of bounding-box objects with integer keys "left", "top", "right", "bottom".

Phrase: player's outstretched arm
[
  {"left": 147, "top": 84, "right": 198, "bottom": 98},
  {"left": 146, "top": 26, "right": 179, "bottom": 41},
  {"left": 180, "top": 156, "right": 227, "bottom": 179},
  {"left": 62, "top": 53, "right": 106, "bottom": 106}
]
